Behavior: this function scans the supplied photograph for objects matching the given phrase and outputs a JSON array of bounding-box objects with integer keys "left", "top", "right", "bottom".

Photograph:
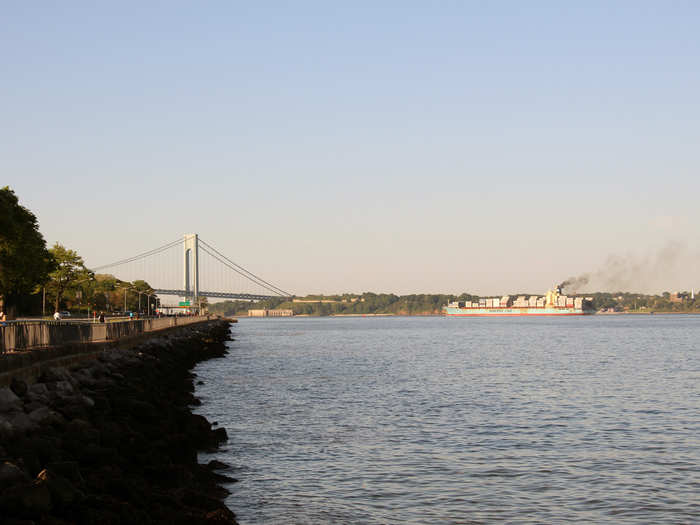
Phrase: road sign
[{"left": 179, "top": 301, "right": 191, "bottom": 306}]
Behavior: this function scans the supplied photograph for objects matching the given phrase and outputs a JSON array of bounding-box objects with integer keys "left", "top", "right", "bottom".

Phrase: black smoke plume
[{"left": 559, "top": 242, "right": 699, "bottom": 294}]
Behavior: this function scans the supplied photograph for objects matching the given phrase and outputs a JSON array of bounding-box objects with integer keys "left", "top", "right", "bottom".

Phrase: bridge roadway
[{"left": 154, "top": 289, "right": 288, "bottom": 301}]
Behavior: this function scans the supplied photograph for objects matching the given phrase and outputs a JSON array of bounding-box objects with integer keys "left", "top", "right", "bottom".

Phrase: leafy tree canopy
[
  {"left": 0, "top": 186, "right": 54, "bottom": 316},
  {"left": 46, "top": 243, "right": 91, "bottom": 312}
]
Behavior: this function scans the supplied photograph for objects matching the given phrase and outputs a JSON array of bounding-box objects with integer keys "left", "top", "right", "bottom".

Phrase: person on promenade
[
  {"left": 98, "top": 312, "right": 105, "bottom": 323},
  {"left": 0, "top": 310, "right": 6, "bottom": 326},
  {"left": 53, "top": 311, "right": 62, "bottom": 321}
]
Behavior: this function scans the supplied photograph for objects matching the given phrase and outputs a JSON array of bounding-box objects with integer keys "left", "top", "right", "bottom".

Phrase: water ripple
[{"left": 196, "top": 316, "right": 700, "bottom": 524}]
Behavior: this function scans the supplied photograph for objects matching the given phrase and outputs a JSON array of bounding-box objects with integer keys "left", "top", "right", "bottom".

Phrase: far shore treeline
[
  {"left": 209, "top": 291, "right": 700, "bottom": 317},
  {"left": 0, "top": 186, "right": 157, "bottom": 319}
]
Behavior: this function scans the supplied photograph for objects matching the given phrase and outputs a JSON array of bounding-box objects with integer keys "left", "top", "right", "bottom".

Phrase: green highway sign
[{"left": 179, "top": 301, "right": 191, "bottom": 306}]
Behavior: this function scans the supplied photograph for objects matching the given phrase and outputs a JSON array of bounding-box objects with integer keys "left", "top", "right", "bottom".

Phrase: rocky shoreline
[{"left": 0, "top": 320, "right": 238, "bottom": 524}]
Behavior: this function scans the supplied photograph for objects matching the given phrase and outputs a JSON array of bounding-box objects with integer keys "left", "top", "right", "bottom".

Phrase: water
[{"left": 195, "top": 316, "right": 700, "bottom": 524}]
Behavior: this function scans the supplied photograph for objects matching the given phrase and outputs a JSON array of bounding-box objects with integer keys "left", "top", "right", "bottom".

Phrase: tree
[
  {"left": 46, "top": 243, "right": 90, "bottom": 313},
  {"left": 197, "top": 295, "right": 209, "bottom": 314},
  {"left": 0, "top": 187, "right": 54, "bottom": 318},
  {"left": 131, "top": 280, "right": 156, "bottom": 313}
]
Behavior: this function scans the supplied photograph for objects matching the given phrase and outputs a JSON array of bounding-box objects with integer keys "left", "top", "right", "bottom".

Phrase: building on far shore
[{"left": 248, "top": 309, "right": 294, "bottom": 317}]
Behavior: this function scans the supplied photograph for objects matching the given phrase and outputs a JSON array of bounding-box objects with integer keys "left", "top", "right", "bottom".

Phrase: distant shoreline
[{"left": 229, "top": 311, "right": 700, "bottom": 319}]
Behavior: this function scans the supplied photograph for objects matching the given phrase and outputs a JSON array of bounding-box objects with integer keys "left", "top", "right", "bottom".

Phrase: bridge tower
[{"left": 183, "top": 233, "right": 199, "bottom": 302}]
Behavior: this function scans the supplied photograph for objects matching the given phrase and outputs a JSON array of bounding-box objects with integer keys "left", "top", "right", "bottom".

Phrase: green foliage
[
  {"left": 587, "top": 291, "right": 700, "bottom": 313},
  {"left": 0, "top": 187, "right": 54, "bottom": 317},
  {"left": 46, "top": 243, "right": 91, "bottom": 312},
  {"left": 208, "top": 292, "right": 478, "bottom": 317},
  {"left": 75, "top": 274, "right": 159, "bottom": 314}
]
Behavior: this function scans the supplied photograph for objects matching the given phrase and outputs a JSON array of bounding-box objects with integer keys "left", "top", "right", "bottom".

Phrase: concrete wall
[{"left": 1, "top": 316, "right": 211, "bottom": 353}]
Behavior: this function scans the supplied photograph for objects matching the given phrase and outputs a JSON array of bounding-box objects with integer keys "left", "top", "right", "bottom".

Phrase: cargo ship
[{"left": 443, "top": 286, "right": 594, "bottom": 316}]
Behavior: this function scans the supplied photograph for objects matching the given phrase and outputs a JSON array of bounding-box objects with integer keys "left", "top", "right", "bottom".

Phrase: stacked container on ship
[{"left": 443, "top": 286, "right": 594, "bottom": 316}]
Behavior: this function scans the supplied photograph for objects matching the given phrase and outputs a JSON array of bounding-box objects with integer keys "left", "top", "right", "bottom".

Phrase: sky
[{"left": 3, "top": 2, "right": 699, "bottom": 295}]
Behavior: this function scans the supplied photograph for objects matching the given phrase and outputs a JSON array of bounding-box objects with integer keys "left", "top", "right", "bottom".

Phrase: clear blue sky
[{"left": 3, "top": 2, "right": 699, "bottom": 294}]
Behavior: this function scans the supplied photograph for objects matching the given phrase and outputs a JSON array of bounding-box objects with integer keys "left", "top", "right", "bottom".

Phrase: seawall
[
  {"left": 0, "top": 316, "right": 214, "bottom": 388},
  {"left": 1, "top": 315, "right": 214, "bottom": 353},
  {"left": 0, "top": 319, "right": 238, "bottom": 524}
]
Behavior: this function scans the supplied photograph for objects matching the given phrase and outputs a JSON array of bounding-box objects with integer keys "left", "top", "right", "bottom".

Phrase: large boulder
[
  {"left": 80, "top": 394, "right": 95, "bottom": 408},
  {"left": 0, "top": 462, "right": 30, "bottom": 489},
  {"left": 8, "top": 411, "right": 37, "bottom": 434},
  {"left": 28, "top": 383, "right": 49, "bottom": 396},
  {"left": 36, "top": 468, "right": 83, "bottom": 507},
  {"left": 0, "top": 387, "right": 22, "bottom": 413},
  {"left": 46, "top": 461, "right": 84, "bottom": 485},
  {"left": 9, "top": 378, "right": 28, "bottom": 398},
  {"left": 0, "top": 481, "right": 52, "bottom": 518},
  {"left": 73, "top": 367, "right": 95, "bottom": 386},
  {"left": 0, "top": 417, "right": 14, "bottom": 440},
  {"left": 52, "top": 395, "right": 90, "bottom": 421},
  {"left": 24, "top": 482, "right": 53, "bottom": 515},
  {"left": 205, "top": 508, "right": 239, "bottom": 523},
  {"left": 39, "top": 366, "right": 76, "bottom": 387},
  {"left": 28, "top": 406, "right": 65, "bottom": 426},
  {"left": 52, "top": 380, "right": 75, "bottom": 395},
  {"left": 65, "top": 418, "right": 100, "bottom": 445},
  {"left": 27, "top": 382, "right": 50, "bottom": 404}
]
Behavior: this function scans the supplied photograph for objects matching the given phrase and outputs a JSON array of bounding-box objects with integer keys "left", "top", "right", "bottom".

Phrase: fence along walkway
[{"left": 1, "top": 316, "right": 212, "bottom": 353}]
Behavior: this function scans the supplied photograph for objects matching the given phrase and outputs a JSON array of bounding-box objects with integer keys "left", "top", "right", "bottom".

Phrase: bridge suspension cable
[
  {"left": 90, "top": 238, "right": 183, "bottom": 272},
  {"left": 199, "top": 239, "right": 291, "bottom": 297}
]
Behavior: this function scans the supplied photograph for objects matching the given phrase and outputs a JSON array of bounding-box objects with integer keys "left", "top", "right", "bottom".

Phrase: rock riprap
[{"left": 0, "top": 320, "right": 238, "bottom": 524}]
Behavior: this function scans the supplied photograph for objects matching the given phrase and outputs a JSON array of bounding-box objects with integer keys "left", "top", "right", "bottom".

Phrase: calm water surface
[{"left": 195, "top": 316, "right": 699, "bottom": 524}]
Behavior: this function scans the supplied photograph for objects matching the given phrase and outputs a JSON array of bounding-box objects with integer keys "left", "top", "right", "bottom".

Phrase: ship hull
[{"left": 444, "top": 306, "right": 592, "bottom": 316}]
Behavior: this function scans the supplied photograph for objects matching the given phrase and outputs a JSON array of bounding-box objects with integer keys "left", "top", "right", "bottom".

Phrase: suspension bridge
[{"left": 90, "top": 234, "right": 292, "bottom": 302}]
